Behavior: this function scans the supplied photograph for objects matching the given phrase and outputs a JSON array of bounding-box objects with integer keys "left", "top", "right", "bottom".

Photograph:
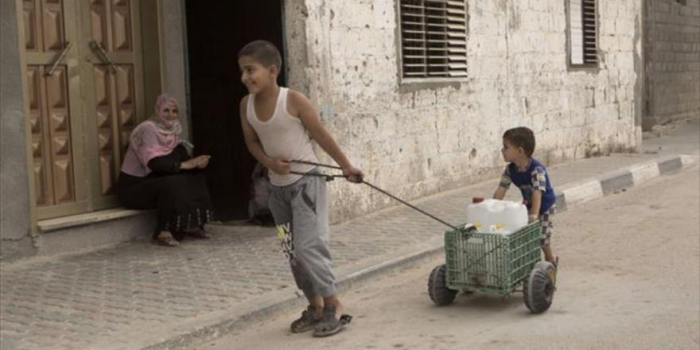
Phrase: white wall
[{"left": 286, "top": 0, "right": 643, "bottom": 223}]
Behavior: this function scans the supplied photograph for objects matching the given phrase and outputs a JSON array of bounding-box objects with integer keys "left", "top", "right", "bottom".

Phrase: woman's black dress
[{"left": 116, "top": 145, "right": 213, "bottom": 238}]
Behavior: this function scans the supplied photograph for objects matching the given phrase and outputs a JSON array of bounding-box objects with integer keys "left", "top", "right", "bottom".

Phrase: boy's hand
[
  {"left": 529, "top": 214, "right": 538, "bottom": 223},
  {"left": 268, "top": 158, "right": 291, "bottom": 175},
  {"left": 343, "top": 166, "right": 364, "bottom": 184}
]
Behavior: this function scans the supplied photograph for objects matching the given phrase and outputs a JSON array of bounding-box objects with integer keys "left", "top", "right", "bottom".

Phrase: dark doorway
[{"left": 185, "top": 1, "right": 285, "bottom": 221}]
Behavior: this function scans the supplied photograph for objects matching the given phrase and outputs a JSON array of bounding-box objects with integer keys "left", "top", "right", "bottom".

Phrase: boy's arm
[
  {"left": 289, "top": 91, "right": 363, "bottom": 183},
  {"left": 493, "top": 167, "right": 511, "bottom": 200},
  {"left": 239, "top": 97, "right": 290, "bottom": 175},
  {"left": 529, "top": 166, "right": 548, "bottom": 222},
  {"left": 493, "top": 187, "right": 507, "bottom": 200},
  {"left": 529, "top": 190, "right": 542, "bottom": 222}
]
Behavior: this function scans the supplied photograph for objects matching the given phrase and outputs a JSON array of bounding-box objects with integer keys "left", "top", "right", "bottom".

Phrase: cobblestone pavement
[
  {"left": 1, "top": 133, "right": 697, "bottom": 350},
  {"left": 0, "top": 184, "right": 473, "bottom": 350}
]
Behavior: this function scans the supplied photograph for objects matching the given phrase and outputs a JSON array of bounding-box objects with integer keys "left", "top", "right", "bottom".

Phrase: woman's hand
[
  {"left": 194, "top": 155, "right": 211, "bottom": 169},
  {"left": 343, "top": 166, "right": 364, "bottom": 184},
  {"left": 181, "top": 155, "right": 211, "bottom": 170},
  {"left": 529, "top": 214, "right": 538, "bottom": 223},
  {"left": 267, "top": 158, "right": 291, "bottom": 175}
]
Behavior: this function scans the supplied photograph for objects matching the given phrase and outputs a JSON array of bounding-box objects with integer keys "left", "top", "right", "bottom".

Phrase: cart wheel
[
  {"left": 428, "top": 265, "right": 456, "bottom": 306},
  {"left": 523, "top": 261, "right": 556, "bottom": 314}
]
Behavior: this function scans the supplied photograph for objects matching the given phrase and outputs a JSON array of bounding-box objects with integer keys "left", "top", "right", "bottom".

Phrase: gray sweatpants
[{"left": 268, "top": 174, "right": 336, "bottom": 297}]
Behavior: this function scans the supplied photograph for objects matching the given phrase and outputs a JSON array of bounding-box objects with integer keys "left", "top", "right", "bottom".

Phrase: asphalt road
[{"left": 193, "top": 166, "right": 700, "bottom": 350}]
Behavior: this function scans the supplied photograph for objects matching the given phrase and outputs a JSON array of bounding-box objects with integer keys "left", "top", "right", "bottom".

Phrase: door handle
[
  {"left": 89, "top": 40, "right": 117, "bottom": 74},
  {"left": 45, "top": 42, "right": 73, "bottom": 76}
]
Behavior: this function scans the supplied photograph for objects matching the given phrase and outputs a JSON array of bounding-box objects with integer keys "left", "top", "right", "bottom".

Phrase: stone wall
[
  {"left": 644, "top": 0, "right": 700, "bottom": 129},
  {"left": 286, "top": 0, "right": 644, "bottom": 223}
]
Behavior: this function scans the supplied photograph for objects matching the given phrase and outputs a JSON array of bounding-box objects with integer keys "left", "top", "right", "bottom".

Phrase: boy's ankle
[{"left": 307, "top": 305, "right": 323, "bottom": 318}]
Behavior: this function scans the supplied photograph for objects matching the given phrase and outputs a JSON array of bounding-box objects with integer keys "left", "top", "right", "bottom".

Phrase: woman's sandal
[
  {"left": 290, "top": 306, "right": 321, "bottom": 333},
  {"left": 312, "top": 305, "right": 352, "bottom": 337},
  {"left": 154, "top": 234, "right": 180, "bottom": 247}
]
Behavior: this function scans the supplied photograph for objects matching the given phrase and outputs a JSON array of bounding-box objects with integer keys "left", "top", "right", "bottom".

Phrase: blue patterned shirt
[{"left": 499, "top": 158, "right": 556, "bottom": 214}]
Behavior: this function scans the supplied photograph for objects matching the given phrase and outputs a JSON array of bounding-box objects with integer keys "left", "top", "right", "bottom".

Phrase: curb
[
  {"left": 141, "top": 153, "right": 698, "bottom": 350},
  {"left": 555, "top": 154, "right": 698, "bottom": 213}
]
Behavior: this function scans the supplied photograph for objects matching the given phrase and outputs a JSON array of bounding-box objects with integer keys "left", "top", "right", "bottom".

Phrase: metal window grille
[
  {"left": 400, "top": 0, "right": 468, "bottom": 78},
  {"left": 569, "top": 0, "right": 597, "bottom": 66}
]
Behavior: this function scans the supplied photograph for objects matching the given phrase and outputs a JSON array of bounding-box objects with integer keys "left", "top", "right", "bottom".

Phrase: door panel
[
  {"left": 23, "top": 0, "right": 40, "bottom": 51},
  {"left": 25, "top": 65, "right": 75, "bottom": 206},
  {"left": 23, "top": 0, "right": 77, "bottom": 211},
  {"left": 89, "top": 0, "right": 133, "bottom": 52},
  {"left": 111, "top": 1, "right": 133, "bottom": 51},
  {"left": 23, "top": 0, "right": 66, "bottom": 53},
  {"left": 26, "top": 66, "right": 53, "bottom": 206},
  {"left": 26, "top": 65, "right": 76, "bottom": 206},
  {"left": 83, "top": 0, "right": 144, "bottom": 204},
  {"left": 20, "top": 0, "right": 150, "bottom": 219},
  {"left": 114, "top": 65, "right": 137, "bottom": 159},
  {"left": 45, "top": 67, "right": 74, "bottom": 204},
  {"left": 94, "top": 65, "right": 116, "bottom": 195},
  {"left": 92, "top": 63, "right": 137, "bottom": 196},
  {"left": 41, "top": 0, "right": 65, "bottom": 51}
]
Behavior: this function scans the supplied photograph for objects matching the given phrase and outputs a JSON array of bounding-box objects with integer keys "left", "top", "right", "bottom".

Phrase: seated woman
[{"left": 117, "top": 93, "right": 214, "bottom": 246}]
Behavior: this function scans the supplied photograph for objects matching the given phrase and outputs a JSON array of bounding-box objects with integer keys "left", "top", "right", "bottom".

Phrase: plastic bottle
[{"left": 467, "top": 198, "right": 528, "bottom": 234}]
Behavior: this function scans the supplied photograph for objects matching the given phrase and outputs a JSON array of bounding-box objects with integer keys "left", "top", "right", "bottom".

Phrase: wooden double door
[{"left": 21, "top": 0, "right": 154, "bottom": 219}]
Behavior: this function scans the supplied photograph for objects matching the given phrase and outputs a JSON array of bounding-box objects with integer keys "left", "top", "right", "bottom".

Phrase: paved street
[{"left": 196, "top": 166, "right": 700, "bottom": 350}]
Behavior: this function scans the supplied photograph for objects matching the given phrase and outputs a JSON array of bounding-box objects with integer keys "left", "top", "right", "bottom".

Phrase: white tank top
[{"left": 246, "top": 87, "right": 318, "bottom": 186}]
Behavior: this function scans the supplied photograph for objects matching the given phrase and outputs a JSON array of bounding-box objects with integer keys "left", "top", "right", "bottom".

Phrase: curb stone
[{"left": 556, "top": 154, "right": 698, "bottom": 212}]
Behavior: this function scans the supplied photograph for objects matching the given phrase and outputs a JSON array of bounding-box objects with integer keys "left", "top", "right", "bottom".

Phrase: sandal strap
[{"left": 290, "top": 306, "right": 321, "bottom": 333}]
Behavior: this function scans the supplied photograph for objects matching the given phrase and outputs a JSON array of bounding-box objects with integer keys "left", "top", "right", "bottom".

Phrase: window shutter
[
  {"left": 569, "top": 0, "right": 584, "bottom": 65},
  {"left": 400, "top": 0, "right": 468, "bottom": 78},
  {"left": 401, "top": 0, "right": 428, "bottom": 77},
  {"left": 446, "top": 0, "right": 468, "bottom": 77},
  {"left": 581, "top": 0, "right": 597, "bottom": 64},
  {"left": 569, "top": 0, "right": 597, "bottom": 66}
]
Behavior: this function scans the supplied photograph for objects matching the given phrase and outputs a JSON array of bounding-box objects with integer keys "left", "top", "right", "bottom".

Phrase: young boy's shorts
[{"left": 539, "top": 206, "right": 555, "bottom": 247}]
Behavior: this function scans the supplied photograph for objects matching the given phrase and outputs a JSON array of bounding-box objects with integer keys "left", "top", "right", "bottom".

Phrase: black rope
[{"left": 290, "top": 160, "right": 459, "bottom": 231}]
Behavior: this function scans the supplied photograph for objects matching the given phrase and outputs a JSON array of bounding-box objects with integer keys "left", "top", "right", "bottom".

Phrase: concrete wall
[
  {"left": 644, "top": 0, "right": 700, "bottom": 130},
  {"left": 285, "top": 0, "right": 644, "bottom": 223},
  {"left": 1, "top": 0, "right": 37, "bottom": 261}
]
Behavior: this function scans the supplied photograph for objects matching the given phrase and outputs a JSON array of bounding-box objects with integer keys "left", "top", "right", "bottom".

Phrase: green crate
[{"left": 444, "top": 221, "right": 541, "bottom": 295}]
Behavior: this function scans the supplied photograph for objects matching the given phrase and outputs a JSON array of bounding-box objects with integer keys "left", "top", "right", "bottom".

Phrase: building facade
[{"left": 2, "top": 0, "right": 694, "bottom": 262}]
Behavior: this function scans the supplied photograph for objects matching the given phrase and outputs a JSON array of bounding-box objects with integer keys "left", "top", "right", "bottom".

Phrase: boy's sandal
[
  {"left": 290, "top": 306, "right": 321, "bottom": 333},
  {"left": 154, "top": 235, "right": 180, "bottom": 247},
  {"left": 312, "top": 305, "right": 353, "bottom": 338}
]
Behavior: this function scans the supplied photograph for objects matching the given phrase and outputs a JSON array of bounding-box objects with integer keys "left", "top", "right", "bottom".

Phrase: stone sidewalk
[{"left": 1, "top": 120, "right": 698, "bottom": 350}]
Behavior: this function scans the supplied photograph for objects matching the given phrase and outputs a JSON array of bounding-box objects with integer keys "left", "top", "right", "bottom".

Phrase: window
[
  {"left": 399, "top": 0, "right": 468, "bottom": 79},
  {"left": 569, "top": 0, "right": 598, "bottom": 66}
]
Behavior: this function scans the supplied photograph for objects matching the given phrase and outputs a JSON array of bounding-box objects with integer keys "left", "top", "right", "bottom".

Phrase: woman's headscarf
[
  {"left": 150, "top": 93, "right": 183, "bottom": 135},
  {"left": 120, "top": 93, "right": 184, "bottom": 176}
]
